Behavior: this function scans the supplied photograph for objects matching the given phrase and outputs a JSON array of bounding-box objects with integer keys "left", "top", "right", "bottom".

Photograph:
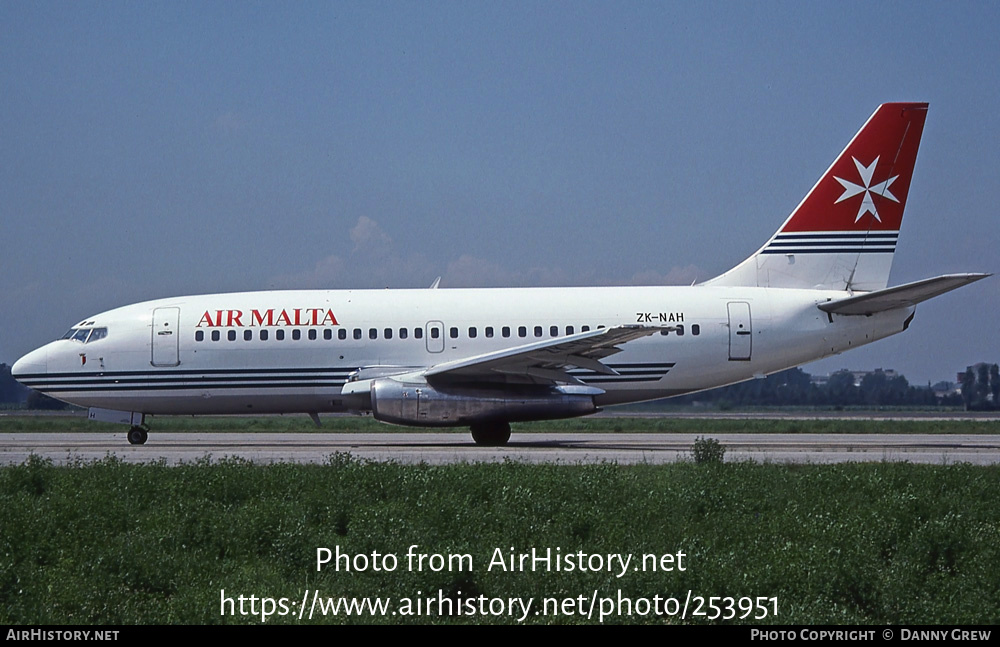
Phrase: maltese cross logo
[{"left": 834, "top": 156, "right": 899, "bottom": 223}]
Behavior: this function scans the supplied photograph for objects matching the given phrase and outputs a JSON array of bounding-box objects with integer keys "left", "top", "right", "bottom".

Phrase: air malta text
[{"left": 196, "top": 309, "right": 340, "bottom": 328}]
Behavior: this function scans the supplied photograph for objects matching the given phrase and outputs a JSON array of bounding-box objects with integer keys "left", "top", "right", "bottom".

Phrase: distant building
[
  {"left": 932, "top": 381, "right": 959, "bottom": 397},
  {"left": 811, "top": 368, "right": 899, "bottom": 388},
  {"left": 958, "top": 362, "right": 997, "bottom": 402}
]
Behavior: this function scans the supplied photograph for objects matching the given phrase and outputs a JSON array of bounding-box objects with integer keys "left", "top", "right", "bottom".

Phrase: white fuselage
[
  {"left": 12, "top": 285, "right": 912, "bottom": 420},
  {"left": 12, "top": 103, "right": 982, "bottom": 446}
]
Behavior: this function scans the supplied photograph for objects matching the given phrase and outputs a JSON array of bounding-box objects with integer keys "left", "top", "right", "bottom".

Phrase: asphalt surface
[{"left": 3, "top": 432, "right": 1000, "bottom": 465}]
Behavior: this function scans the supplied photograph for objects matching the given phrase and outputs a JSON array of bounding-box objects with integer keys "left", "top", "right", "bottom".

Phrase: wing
[
  {"left": 423, "top": 325, "right": 665, "bottom": 385},
  {"left": 818, "top": 273, "right": 990, "bottom": 316}
]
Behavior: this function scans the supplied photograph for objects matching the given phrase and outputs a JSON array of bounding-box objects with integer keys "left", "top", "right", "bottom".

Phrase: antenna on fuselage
[{"left": 429, "top": 276, "right": 441, "bottom": 289}]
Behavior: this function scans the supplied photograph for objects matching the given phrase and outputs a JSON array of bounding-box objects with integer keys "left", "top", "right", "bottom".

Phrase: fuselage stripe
[
  {"left": 33, "top": 382, "right": 349, "bottom": 393},
  {"left": 22, "top": 361, "right": 676, "bottom": 393},
  {"left": 14, "top": 367, "right": 358, "bottom": 380}
]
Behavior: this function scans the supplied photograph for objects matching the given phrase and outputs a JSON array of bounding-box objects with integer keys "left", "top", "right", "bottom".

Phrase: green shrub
[{"left": 692, "top": 436, "right": 726, "bottom": 464}]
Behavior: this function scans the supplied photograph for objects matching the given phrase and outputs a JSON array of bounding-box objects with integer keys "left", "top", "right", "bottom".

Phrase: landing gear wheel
[
  {"left": 470, "top": 421, "right": 511, "bottom": 446},
  {"left": 127, "top": 426, "right": 148, "bottom": 445}
]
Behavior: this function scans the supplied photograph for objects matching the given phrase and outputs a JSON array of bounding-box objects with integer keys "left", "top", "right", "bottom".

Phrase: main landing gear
[
  {"left": 127, "top": 426, "right": 149, "bottom": 445},
  {"left": 470, "top": 421, "right": 511, "bottom": 446}
]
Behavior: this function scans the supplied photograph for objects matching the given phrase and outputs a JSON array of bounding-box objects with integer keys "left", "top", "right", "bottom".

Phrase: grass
[{"left": 2, "top": 455, "right": 999, "bottom": 624}]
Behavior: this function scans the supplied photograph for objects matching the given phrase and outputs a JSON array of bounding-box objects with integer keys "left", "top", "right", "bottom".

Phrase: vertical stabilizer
[{"left": 705, "top": 103, "right": 928, "bottom": 291}]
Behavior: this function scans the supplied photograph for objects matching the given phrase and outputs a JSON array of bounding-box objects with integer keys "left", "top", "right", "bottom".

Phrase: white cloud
[
  {"left": 269, "top": 217, "right": 433, "bottom": 289},
  {"left": 441, "top": 254, "right": 575, "bottom": 288},
  {"left": 270, "top": 217, "right": 707, "bottom": 290},
  {"left": 349, "top": 215, "right": 392, "bottom": 254}
]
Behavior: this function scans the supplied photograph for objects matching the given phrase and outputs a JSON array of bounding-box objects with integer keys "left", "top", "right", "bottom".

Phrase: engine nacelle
[{"left": 369, "top": 378, "right": 599, "bottom": 427}]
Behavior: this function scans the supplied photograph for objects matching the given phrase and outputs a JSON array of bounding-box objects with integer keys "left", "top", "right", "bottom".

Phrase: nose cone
[{"left": 12, "top": 347, "right": 48, "bottom": 382}]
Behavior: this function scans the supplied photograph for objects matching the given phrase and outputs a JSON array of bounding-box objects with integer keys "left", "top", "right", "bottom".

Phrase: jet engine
[{"left": 368, "top": 377, "right": 599, "bottom": 427}]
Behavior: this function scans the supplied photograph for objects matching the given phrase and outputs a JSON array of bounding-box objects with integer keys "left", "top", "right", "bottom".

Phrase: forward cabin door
[
  {"left": 727, "top": 302, "right": 752, "bottom": 361},
  {"left": 151, "top": 307, "right": 181, "bottom": 367},
  {"left": 425, "top": 321, "right": 445, "bottom": 353}
]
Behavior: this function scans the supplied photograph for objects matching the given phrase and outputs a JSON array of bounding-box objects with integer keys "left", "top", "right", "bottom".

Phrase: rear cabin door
[
  {"left": 151, "top": 307, "right": 180, "bottom": 367},
  {"left": 727, "top": 302, "right": 752, "bottom": 361}
]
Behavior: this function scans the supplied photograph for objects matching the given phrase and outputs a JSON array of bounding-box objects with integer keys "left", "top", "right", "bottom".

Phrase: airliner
[{"left": 12, "top": 103, "right": 989, "bottom": 446}]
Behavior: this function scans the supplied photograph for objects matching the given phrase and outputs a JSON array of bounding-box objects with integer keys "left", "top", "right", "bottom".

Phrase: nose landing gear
[
  {"left": 87, "top": 408, "right": 149, "bottom": 445},
  {"left": 127, "top": 426, "right": 149, "bottom": 445}
]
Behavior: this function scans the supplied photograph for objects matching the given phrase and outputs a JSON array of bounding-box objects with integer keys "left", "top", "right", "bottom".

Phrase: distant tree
[
  {"left": 657, "top": 366, "right": 943, "bottom": 408},
  {"left": 826, "top": 370, "right": 861, "bottom": 406},
  {"left": 977, "top": 364, "right": 991, "bottom": 405},
  {"left": 939, "top": 391, "right": 964, "bottom": 407},
  {"left": 991, "top": 364, "right": 1000, "bottom": 407},
  {"left": 0, "top": 363, "right": 29, "bottom": 404},
  {"left": 861, "top": 371, "right": 911, "bottom": 406},
  {"left": 962, "top": 368, "right": 977, "bottom": 411},
  {"left": 774, "top": 367, "right": 815, "bottom": 405},
  {"left": 910, "top": 383, "right": 940, "bottom": 406},
  {"left": 26, "top": 390, "right": 72, "bottom": 410}
]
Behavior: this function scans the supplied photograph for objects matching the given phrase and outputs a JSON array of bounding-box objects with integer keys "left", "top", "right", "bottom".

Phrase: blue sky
[{"left": 2, "top": 1, "right": 998, "bottom": 385}]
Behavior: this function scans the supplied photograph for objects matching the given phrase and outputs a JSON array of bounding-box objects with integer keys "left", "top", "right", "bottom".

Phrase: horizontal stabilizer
[{"left": 818, "top": 273, "right": 991, "bottom": 316}]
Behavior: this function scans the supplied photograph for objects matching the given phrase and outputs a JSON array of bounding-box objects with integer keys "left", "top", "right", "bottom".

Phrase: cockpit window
[{"left": 63, "top": 327, "right": 108, "bottom": 343}]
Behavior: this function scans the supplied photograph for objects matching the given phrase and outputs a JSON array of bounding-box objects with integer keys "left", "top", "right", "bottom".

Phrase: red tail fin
[
  {"left": 783, "top": 102, "right": 927, "bottom": 233},
  {"left": 707, "top": 103, "right": 928, "bottom": 291}
]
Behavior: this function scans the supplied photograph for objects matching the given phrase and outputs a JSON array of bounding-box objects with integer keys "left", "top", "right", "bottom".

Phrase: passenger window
[
  {"left": 260, "top": 330, "right": 269, "bottom": 341},
  {"left": 228, "top": 330, "right": 237, "bottom": 341},
  {"left": 550, "top": 326, "right": 558, "bottom": 337},
  {"left": 354, "top": 328, "right": 362, "bottom": 340},
  {"left": 414, "top": 328, "right": 423, "bottom": 339},
  {"left": 485, "top": 327, "right": 494, "bottom": 338},
  {"left": 292, "top": 330, "right": 301, "bottom": 341},
  {"left": 338, "top": 329, "right": 346, "bottom": 340},
  {"left": 431, "top": 328, "right": 440, "bottom": 339},
  {"left": 276, "top": 330, "right": 285, "bottom": 341},
  {"left": 211, "top": 330, "right": 220, "bottom": 342},
  {"left": 369, "top": 328, "right": 377, "bottom": 340},
  {"left": 692, "top": 324, "right": 701, "bottom": 336},
  {"left": 195, "top": 330, "right": 204, "bottom": 342},
  {"left": 502, "top": 326, "right": 511, "bottom": 338},
  {"left": 450, "top": 327, "right": 458, "bottom": 339},
  {"left": 676, "top": 325, "right": 684, "bottom": 336},
  {"left": 400, "top": 328, "right": 408, "bottom": 339},
  {"left": 244, "top": 330, "right": 252, "bottom": 341},
  {"left": 384, "top": 328, "right": 392, "bottom": 339},
  {"left": 534, "top": 326, "right": 542, "bottom": 337},
  {"left": 321, "top": 330, "right": 329, "bottom": 340},
  {"left": 566, "top": 326, "right": 574, "bottom": 335},
  {"left": 582, "top": 326, "right": 590, "bottom": 332},
  {"left": 469, "top": 327, "right": 477, "bottom": 338},
  {"left": 308, "top": 329, "right": 317, "bottom": 341},
  {"left": 518, "top": 326, "right": 526, "bottom": 338}
]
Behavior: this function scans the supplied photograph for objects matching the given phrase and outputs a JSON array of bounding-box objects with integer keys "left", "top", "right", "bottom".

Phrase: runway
[{"left": 3, "top": 432, "right": 1000, "bottom": 465}]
